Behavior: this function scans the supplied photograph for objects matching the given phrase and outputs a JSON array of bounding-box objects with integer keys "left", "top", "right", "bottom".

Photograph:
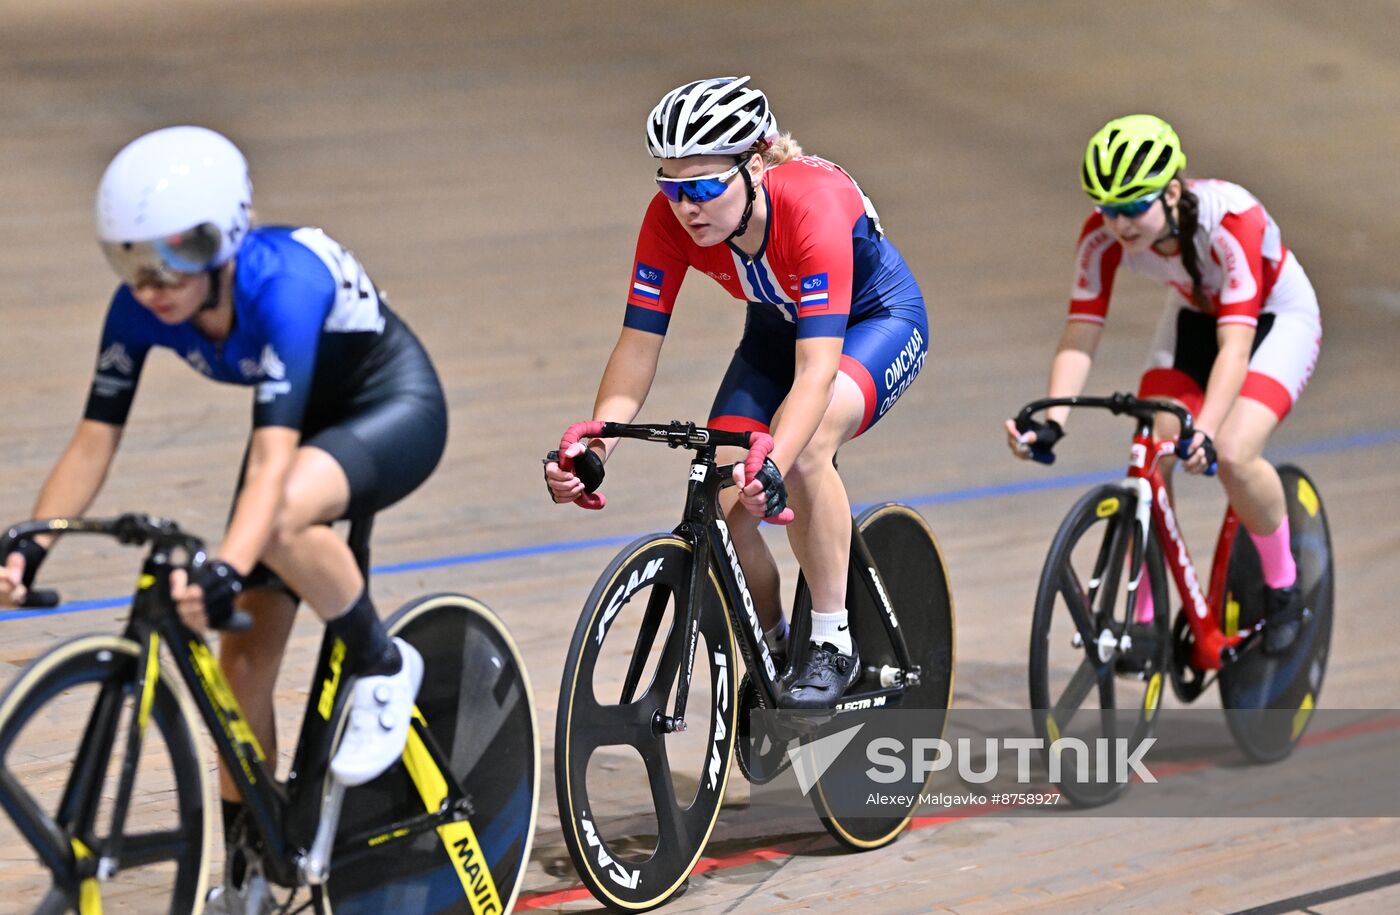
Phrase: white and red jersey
[{"left": 1068, "top": 179, "right": 1306, "bottom": 329}]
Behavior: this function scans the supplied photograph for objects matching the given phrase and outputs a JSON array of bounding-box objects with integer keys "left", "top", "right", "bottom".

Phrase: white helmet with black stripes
[{"left": 646, "top": 76, "right": 778, "bottom": 158}]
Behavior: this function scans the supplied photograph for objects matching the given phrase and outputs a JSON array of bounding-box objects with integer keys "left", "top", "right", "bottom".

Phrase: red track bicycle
[{"left": 1014, "top": 392, "right": 1334, "bottom": 806}]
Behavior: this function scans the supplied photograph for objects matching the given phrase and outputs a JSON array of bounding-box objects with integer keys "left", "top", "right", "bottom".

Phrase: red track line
[
  {"left": 516, "top": 810, "right": 1003, "bottom": 909},
  {"left": 517, "top": 712, "right": 1400, "bottom": 910}
]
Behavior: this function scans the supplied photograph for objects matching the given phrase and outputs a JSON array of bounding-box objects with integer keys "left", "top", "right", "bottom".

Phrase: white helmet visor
[{"left": 100, "top": 223, "right": 221, "bottom": 287}]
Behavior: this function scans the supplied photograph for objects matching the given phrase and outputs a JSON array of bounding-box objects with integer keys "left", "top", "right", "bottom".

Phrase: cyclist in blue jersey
[{"left": 0, "top": 126, "right": 448, "bottom": 907}]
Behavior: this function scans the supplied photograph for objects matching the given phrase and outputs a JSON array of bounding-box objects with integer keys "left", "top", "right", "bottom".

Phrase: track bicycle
[
  {"left": 1014, "top": 393, "right": 1334, "bottom": 806},
  {"left": 0, "top": 512, "right": 539, "bottom": 913},
  {"left": 551, "top": 420, "right": 955, "bottom": 911}
]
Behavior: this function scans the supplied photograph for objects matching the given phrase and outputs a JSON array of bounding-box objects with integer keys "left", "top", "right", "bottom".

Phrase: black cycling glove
[
  {"left": 544, "top": 447, "right": 605, "bottom": 498},
  {"left": 1175, "top": 431, "right": 1218, "bottom": 471},
  {"left": 191, "top": 559, "right": 245, "bottom": 630},
  {"left": 753, "top": 457, "right": 789, "bottom": 518},
  {"left": 1019, "top": 418, "right": 1065, "bottom": 464},
  {"left": 6, "top": 539, "right": 48, "bottom": 589}
]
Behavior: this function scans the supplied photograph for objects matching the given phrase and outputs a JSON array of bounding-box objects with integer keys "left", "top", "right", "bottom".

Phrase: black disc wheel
[
  {"left": 1029, "top": 485, "right": 1170, "bottom": 807},
  {"left": 1218, "top": 464, "right": 1334, "bottom": 763},
  {"left": 556, "top": 534, "right": 737, "bottom": 912},
  {"left": 0, "top": 635, "right": 209, "bottom": 914},
  {"left": 317, "top": 594, "right": 539, "bottom": 914},
  {"left": 793, "top": 503, "right": 956, "bottom": 849}
]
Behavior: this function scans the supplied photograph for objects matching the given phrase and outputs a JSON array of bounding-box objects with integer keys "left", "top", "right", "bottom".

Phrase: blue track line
[{"left": 4, "top": 426, "right": 1397, "bottom": 623}]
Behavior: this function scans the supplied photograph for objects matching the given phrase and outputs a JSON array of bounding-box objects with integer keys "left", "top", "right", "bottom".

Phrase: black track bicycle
[
  {"left": 552, "top": 421, "right": 955, "bottom": 911},
  {"left": 0, "top": 513, "right": 539, "bottom": 913}
]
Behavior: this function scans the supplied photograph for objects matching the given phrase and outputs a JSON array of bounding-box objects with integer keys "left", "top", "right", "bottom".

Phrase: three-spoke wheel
[
  {"left": 556, "top": 535, "right": 737, "bottom": 912},
  {"left": 1029, "top": 485, "right": 1170, "bottom": 807},
  {"left": 0, "top": 636, "right": 211, "bottom": 914}
]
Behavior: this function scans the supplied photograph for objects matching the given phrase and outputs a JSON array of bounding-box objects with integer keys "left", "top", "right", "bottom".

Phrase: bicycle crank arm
[{"left": 833, "top": 684, "right": 905, "bottom": 711}]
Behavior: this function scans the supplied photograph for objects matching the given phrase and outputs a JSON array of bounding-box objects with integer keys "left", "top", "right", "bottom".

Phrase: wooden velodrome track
[{"left": 2, "top": 1, "right": 1398, "bottom": 911}]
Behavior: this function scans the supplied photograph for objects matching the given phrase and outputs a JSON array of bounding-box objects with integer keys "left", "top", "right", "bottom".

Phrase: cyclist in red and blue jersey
[
  {"left": 1006, "top": 114, "right": 1322, "bottom": 656},
  {"left": 546, "top": 77, "right": 929, "bottom": 708},
  {"left": 0, "top": 127, "right": 448, "bottom": 906}
]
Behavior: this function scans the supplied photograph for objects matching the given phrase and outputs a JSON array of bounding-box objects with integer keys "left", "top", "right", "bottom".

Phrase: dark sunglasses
[
  {"left": 1096, "top": 190, "right": 1163, "bottom": 220},
  {"left": 654, "top": 162, "right": 743, "bottom": 203}
]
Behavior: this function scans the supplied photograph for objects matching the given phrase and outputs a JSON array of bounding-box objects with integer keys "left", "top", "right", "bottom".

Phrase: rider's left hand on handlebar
[
  {"left": 1177, "top": 431, "right": 1218, "bottom": 476},
  {"left": 732, "top": 457, "right": 794, "bottom": 524},
  {"left": 1006, "top": 418, "right": 1064, "bottom": 464},
  {"left": 544, "top": 442, "right": 606, "bottom": 509},
  {"left": 171, "top": 560, "right": 245, "bottom": 632}
]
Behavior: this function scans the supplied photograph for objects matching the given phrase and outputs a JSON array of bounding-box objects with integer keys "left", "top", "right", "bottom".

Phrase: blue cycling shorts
[{"left": 708, "top": 301, "right": 928, "bottom": 436}]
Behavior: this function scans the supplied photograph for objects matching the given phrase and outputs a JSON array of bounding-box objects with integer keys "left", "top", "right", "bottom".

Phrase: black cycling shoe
[
  {"left": 781, "top": 641, "right": 860, "bottom": 709},
  {"left": 765, "top": 643, "right": 788, "bottom": 681},
  {"left": 1263, "top": 584, "right": 1305, "bottom": 655},
  {"left": 1114, "top": 622, "right": 1159, "bottom": 675}
]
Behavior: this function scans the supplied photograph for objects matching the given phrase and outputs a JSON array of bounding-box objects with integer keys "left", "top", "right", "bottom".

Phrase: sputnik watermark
[{"left": 788, "top": 723, "right": 1156, "bottom": 797}]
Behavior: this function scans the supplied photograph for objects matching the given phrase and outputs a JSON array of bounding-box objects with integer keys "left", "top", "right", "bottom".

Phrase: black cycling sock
[
  {"left": 221, "top": 798, "right": 247, "bottom": 886},
  {"left": 326, "top": 590, "right": 401, "bottom": 677}
]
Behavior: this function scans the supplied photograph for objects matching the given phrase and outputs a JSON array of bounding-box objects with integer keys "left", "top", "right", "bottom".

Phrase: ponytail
[
  {"left": 1173, "top": 178, "right": 1209, "bottom": 310},
  {"left": 756, "top": 132, "right": 803, "bottom": 167}
]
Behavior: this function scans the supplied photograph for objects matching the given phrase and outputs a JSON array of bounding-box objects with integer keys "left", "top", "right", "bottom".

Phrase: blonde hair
[{"left": 756, "top": 132, "right": 803, "bottom": 167}]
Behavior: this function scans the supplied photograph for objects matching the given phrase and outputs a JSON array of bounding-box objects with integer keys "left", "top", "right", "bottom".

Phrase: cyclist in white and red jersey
[
  {"left": 545, "top": 77, "right": 929, "bottom": 707},
  {"left": 1006, "top": 114, "right": 1321, "bottom": 655}
]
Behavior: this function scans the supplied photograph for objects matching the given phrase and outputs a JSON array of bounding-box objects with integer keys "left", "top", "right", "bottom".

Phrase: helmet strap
[
  {"left": 1162, "top": 188, "right": 1180, "bottom": 238},
  {"left": 198, "top": 266, "right": 222, "bottom": 311},
  {"left": 1159, "top": 180, "right": 1181, "bottom": 237},
  {"left": 725, "top": 155, "right": 758, "bottom": 245}
]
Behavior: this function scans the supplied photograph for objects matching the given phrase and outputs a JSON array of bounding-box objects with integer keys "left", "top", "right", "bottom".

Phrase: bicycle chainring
[
  {"left": 734, "top": 673, "right": 792, "bottom": 784},
  {"left": 1169, "top": 609, "right": 1209, "bottom": 703}
]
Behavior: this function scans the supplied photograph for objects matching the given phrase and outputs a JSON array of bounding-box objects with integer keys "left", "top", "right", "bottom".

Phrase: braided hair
[{"left": 1167, "top": 177, "right": 1209, "bottom": 310}]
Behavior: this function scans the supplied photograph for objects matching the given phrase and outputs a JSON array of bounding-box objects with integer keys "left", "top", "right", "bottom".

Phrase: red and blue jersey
[{"left": 623, "top": 155, "right": 922, "bottom": 339}]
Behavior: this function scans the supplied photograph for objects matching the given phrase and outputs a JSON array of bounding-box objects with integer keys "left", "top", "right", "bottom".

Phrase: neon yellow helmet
[{"left": 1081, "top": 114, "right": 1187, "bottom": 205}]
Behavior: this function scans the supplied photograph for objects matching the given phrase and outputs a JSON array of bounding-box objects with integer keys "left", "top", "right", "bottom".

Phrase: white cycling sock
[{"left": 809, "top": 609, "right": 851, "bottom": 655}]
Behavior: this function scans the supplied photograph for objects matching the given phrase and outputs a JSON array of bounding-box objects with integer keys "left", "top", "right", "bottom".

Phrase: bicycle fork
[
  {"left": 656, "top": 523, "right": 712, "bottom": 735},
  {"left": 1067, "top": 482, "right": 1146, "bottom": 663}
]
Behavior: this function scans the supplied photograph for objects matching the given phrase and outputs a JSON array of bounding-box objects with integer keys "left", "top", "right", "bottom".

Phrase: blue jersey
[{"left": 85, "top": 226, "right": 392, "bottom": 430}]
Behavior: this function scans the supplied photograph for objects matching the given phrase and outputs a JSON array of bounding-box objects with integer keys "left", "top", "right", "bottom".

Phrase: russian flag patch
[
  {"left": 798, "top": 272, "right": 829, "bottom": 314},
  {"left": 632, "top": 263, "right": 664, "bottom": 302}
]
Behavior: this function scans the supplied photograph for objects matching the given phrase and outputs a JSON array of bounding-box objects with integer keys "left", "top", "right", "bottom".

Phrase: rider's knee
[
  {"left": 787, "top": 446, "right": 837, "bottom": 493},
  {"left": 1151, "top": 412, "right": 1183, "bottom": 443},
  {"left": 723, "top": 497, "right": 763, "bottom": 536},
  {"left": 261, "top": 504, "right": 318, "bottom": 559},
  {"left": 1213, "top": 435, "right": 1260, "bottom": 480}
]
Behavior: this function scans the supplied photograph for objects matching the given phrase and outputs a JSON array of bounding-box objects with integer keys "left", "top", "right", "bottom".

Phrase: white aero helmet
[
  {"left": 646, "top": 76, "right": 778, "bottom": 159},
  {"left": 96, "top": 125, "right": 252, "bottom": 287}
]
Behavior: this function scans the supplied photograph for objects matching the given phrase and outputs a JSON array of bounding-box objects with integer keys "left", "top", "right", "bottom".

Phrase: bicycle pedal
[{"left": 206, "top": 865, "right": 273, "bottom": 915}]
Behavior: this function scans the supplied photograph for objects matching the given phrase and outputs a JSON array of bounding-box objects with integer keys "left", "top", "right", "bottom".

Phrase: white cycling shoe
[{"left": 330, "top": 638, "right": 424, "bottom": 787}]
